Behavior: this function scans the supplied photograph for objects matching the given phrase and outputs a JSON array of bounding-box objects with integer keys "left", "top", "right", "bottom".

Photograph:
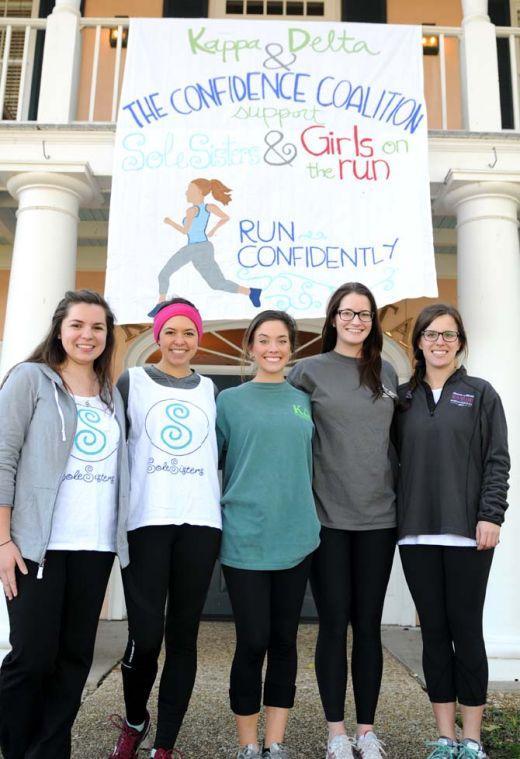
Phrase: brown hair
[
  {"left": 321, "top": 282, "right": 384, "bottom": 399},
  {"left": 192, "top": 178, "right": 232, "bottom": 206},
  {"left": 242, "top": 310, "right": 298, "bottom": 377},
  {"left": 404, "top": 303, "right": 467, "bottom": 404},
  {"left": 25, "top": 289, "right": 116, "bottom": 409}
]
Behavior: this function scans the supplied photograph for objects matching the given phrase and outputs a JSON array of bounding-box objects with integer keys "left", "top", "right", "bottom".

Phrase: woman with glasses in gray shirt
[{"left": 289, "top": 282, "right": 397, "bottom": 759}]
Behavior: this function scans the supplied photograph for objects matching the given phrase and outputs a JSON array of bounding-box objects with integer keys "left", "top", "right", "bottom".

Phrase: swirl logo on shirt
[
  {"left": 145, "top": 398, "right": 209, "bottom": 456},
  {"left": 72, "top": 406, "right": 119, "bottom": 462}
]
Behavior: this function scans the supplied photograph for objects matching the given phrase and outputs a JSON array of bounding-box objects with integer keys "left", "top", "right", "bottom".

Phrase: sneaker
[
  {"left": 458, "top": 739, "right": 487, "bottom": 758},
  {"left": 355, "top": 731, "right": 387, "bottom": 758},
  {"left": 238, "top": 746, "right": 263, "bottom": 759},
  {"left": 327, "top": 734, "right": 356, "bottom": 758},
  {"left": 248, "top": 288, "right": 262, "bottom": 307},
  {"left": 263, "top": 743, "right": 289, "bottom": 758},
  {"left": 147, "top": 303, "right": 165, "bottom": 318},
  {"left": 425, "top": 737, "right": 459, "bottom": 758},
  {"left": 108, "top": 712, "right": 151, "bottom": 758},
  {"left": 151, "top": 750, "right": 184, "bottom": 758}
]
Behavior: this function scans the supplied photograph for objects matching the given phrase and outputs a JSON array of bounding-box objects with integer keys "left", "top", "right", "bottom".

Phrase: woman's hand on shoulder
[
  {"left": 476, "top": 520, "right": 500, "bottom": 550},
  {"left": 0, "top": 541, "right": 28, "bottom": 599}
]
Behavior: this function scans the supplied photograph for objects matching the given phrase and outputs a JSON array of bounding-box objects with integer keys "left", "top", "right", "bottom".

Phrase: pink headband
[{"left": 153, "top": 304, "right": 204, "bottom": 343}]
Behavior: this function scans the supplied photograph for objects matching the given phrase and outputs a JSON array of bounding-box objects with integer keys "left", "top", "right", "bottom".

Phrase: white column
[
  {"left": 460, "top": 0, "right": 502, "bottom": 131},
  {"left": 0, "top": 166, "right": 99, "bottom": 659},
  {"left": 441, "top": 174, "right": 520, "bottom": 680},
  {"left": 37, "top": 0, "right": 82, "bottom": 123}
]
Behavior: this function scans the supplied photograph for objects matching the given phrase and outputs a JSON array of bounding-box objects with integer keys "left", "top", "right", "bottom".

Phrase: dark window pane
[
  {"left": 267, "top": 1, "right": 283, "bottom": 13},
  {"left": 306, "top": 2, "right": 324, "bottom": 15},
  {"left": 287, "top": 1, "right": 304, "bottom": 14},
  {"left": 226, "top": 0, "right": 244, "bottom": 12},
  {"left": 246, "top": 0, "right": 264, "bottom": 13}
]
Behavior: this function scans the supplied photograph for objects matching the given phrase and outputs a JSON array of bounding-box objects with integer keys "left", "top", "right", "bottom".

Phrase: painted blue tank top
[{"left": 185, "top": 203, "right": 209, "bottom": 244}]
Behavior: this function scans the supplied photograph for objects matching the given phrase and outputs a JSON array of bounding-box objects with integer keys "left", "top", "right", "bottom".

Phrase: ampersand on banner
[
  {"left": 262, "top": 42, "right": 297, "bottom": 71},
  {"left": 263, "top": 130, "right": 297, "bottom": 166}
]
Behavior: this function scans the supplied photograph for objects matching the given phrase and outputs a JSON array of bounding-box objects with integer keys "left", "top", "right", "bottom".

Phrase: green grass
[{"left": 480, "top": 706, "right": 520, "bottom": 758}]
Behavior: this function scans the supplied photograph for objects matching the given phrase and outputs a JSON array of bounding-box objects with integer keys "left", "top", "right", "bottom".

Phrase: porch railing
[{"left": 0, "top": 16, "right": 518, "bottom": 131}]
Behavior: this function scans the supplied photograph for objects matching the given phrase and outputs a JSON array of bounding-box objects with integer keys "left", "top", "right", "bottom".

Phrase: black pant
[
  {"left": 0, "top": 550, "right": 114, "bottom": 759},
  {"left": 399, "top": 545, "right": 493, "bottom": 706},
  {"left": 311, "top": 527, "right": 396, "bottom": 725},
  {"left": 223, "top": 556, "right": 311, "bottom": 716},
  {"left": 121, "top": 524, "right": 221, "bottom": 749}
]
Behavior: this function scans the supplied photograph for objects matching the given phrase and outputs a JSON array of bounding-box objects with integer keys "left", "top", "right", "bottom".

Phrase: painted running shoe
[
  {"left": 355, "top": 731, "right": 387, "bottom": 758},
  {"left": 326, "top": 734, "right": 356, "bottom": 758},
  {"left": 108, "top": 711, "right": 151, "bottom": 759},
  {"left": 457, "top": 739, "right": 488, "bottom": 758},
  {"left": 425, "top": 737, "right": 459, "bottom": 758},
  {"left": 249, "top": 288, "right": 262, "bottom": 307}
]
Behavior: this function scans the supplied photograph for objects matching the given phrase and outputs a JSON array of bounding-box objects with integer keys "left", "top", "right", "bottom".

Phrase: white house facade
[{"left": 0, "top": 0, "right": 517, "bottom": 682}]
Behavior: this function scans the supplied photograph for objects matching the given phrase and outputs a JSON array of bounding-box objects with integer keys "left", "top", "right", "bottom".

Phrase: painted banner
[{"left": 106, "top": 18, "right": 436, "bottom": 323}]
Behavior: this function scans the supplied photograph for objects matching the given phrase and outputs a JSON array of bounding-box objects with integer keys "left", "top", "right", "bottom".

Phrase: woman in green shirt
[{"left": 217, "top": 310, "right": 320, "bottom": 759}]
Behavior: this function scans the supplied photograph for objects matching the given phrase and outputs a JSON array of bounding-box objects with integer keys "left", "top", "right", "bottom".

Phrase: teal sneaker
[
  {"left": 425, "top": 737, "right": 458, "bottom": 758},
  {"left": 458, "top": 739, "right": 488, "bottom": 758}
]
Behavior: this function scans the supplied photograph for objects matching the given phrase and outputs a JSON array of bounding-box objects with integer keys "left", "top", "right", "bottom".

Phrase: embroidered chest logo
[
  {"left": 145, "top": 398, "right": 209, "bottom": 456},
  {"left": 450, "top": 391, "right": 475, "bottom": 408},
  {"left": 293, "top": 404, "right": 311, "bottom": 422}
]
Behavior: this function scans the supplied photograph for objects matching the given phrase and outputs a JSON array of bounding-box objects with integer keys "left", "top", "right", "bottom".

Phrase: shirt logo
[
  {"left": 450, "top": 391, "right": 475, "bottom": 408},
  {"left": 145, "top": 398, "right": 209, "bottom": 456},
  {"left": 72, "top": 405, "right": 119, "bottom": 462},
  {"left": 293, "top": 404, "right": 311, "bottom": 421}
]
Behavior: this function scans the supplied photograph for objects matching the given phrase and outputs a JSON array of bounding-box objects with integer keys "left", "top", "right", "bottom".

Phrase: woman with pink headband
[{"left": 109, "top": 298, "right": 221, "bottom": 759}]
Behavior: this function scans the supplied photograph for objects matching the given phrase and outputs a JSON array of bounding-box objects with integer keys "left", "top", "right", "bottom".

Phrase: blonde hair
[{"left": 192, "top": 178, "right": 232, "bottom": 206}]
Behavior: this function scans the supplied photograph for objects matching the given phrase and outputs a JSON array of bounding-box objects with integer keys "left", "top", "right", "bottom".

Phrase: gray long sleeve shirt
[{"left": 288, "top": 351, "right": 398, "bottom": 531}]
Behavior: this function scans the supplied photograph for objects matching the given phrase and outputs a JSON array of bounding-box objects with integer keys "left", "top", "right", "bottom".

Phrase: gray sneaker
[
  {"left": 458, "top": 739, "right": 487, "bottom": 759},
  {"left": 327, "top": 735, "right": 356, "bottom": 759},
  {"left": 355, "top": 732, "right": 387, "bottom": 758},
  {"left": 237, "top": 745, "right": 263, "bottom": 759},
  {"left": 263, "top": 743, "right": 289, "bottom": 758}
]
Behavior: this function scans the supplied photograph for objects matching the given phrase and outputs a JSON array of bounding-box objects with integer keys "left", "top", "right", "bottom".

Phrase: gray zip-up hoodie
[{"left": 0, "top": 362, "right": 130, "bottom": 570}]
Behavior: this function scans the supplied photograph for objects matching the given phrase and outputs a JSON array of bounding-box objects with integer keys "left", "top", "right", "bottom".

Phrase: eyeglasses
[
  {"left": 336, "top": 309, "right": 373, "bottom": 323},
  {"left": 421, "top": 330, "right": 459, "bottom": 342}
]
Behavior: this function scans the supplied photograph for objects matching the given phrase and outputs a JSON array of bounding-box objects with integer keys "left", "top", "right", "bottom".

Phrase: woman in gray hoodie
[{"left": 0, "top": 289, "right": 129, "bottom": 759}]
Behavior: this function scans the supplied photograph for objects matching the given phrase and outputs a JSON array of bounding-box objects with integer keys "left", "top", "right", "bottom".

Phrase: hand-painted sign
[{"left": 106, "top": 18, "right": 436, "bottom": 323}]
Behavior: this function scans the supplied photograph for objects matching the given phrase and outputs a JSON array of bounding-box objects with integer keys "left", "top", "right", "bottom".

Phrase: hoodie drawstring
[{"left": 53, "top": 382, "right": 67, "bottom": 442}]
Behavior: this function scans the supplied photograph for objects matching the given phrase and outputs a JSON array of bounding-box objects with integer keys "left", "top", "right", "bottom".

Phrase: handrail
[
  {"left": 0, "top": 17, "right": 516, "bottom": 130},
  {"left": 0, "top": 18, "right": 46, "bottom": 29}
]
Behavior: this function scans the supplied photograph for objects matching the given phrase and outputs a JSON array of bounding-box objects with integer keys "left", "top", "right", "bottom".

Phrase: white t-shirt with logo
[
  {"left": 127, "top": 367, "right": 221, "bottom": 531},
  {"left": 398, "top": 387, "right": 477, "bottom": 548},
  {"left": 48, "top": 395, "right": 120, "bottom": 552}
]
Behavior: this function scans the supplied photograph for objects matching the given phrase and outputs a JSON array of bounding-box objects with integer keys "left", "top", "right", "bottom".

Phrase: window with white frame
[
  {"left": 0, "top": 0, "right": 37, "bottom": 120},
  {"left": 209, "top": 0, "right": 341, "bottom": 21}
]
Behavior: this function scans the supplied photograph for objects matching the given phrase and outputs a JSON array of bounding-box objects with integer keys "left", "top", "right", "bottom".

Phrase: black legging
[
  {"left": 223, "top": 556, "right": 312, "bottom": 716},
  {"left": 311, "top": 526, "right": 396, "bottom": 725},
  {"left": 0, "top": 551, "right": 114, "bottom": 759},
  {"left": 121, "top": 524, "right": 221, "bottom": 749},
  {"left": 399, "top": 545, "right": 494, "bottom": 706}
]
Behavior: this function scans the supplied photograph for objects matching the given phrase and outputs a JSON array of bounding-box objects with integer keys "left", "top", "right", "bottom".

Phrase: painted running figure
[{"left": 150, "top": 178, "right": 261, "bottom": 315}]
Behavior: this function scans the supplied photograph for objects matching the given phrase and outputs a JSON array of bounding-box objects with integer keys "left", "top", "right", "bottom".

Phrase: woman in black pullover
[{"left": 395, "top": 304, "right": 509, "bottom": 759}]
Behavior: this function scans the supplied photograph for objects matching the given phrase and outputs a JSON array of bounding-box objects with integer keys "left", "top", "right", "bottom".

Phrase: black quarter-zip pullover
[{"left": 395, "top": 367, "right": 510, "bottom": 539}]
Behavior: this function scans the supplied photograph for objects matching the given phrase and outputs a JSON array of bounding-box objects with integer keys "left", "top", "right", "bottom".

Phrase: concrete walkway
[{"left": 74, "top": 621, "right": 438, "bottom": 758}]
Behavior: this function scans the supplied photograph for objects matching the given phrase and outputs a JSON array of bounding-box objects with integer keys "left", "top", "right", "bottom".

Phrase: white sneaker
[
  {"left": 326, "top": 734, "right": 356, "bottom": 758},
  {"left": 355, "top": 731, "right": 387, "bottom": 758},
  {"left": 237, "top": 745, "right": 263, "bottom": 759}
]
